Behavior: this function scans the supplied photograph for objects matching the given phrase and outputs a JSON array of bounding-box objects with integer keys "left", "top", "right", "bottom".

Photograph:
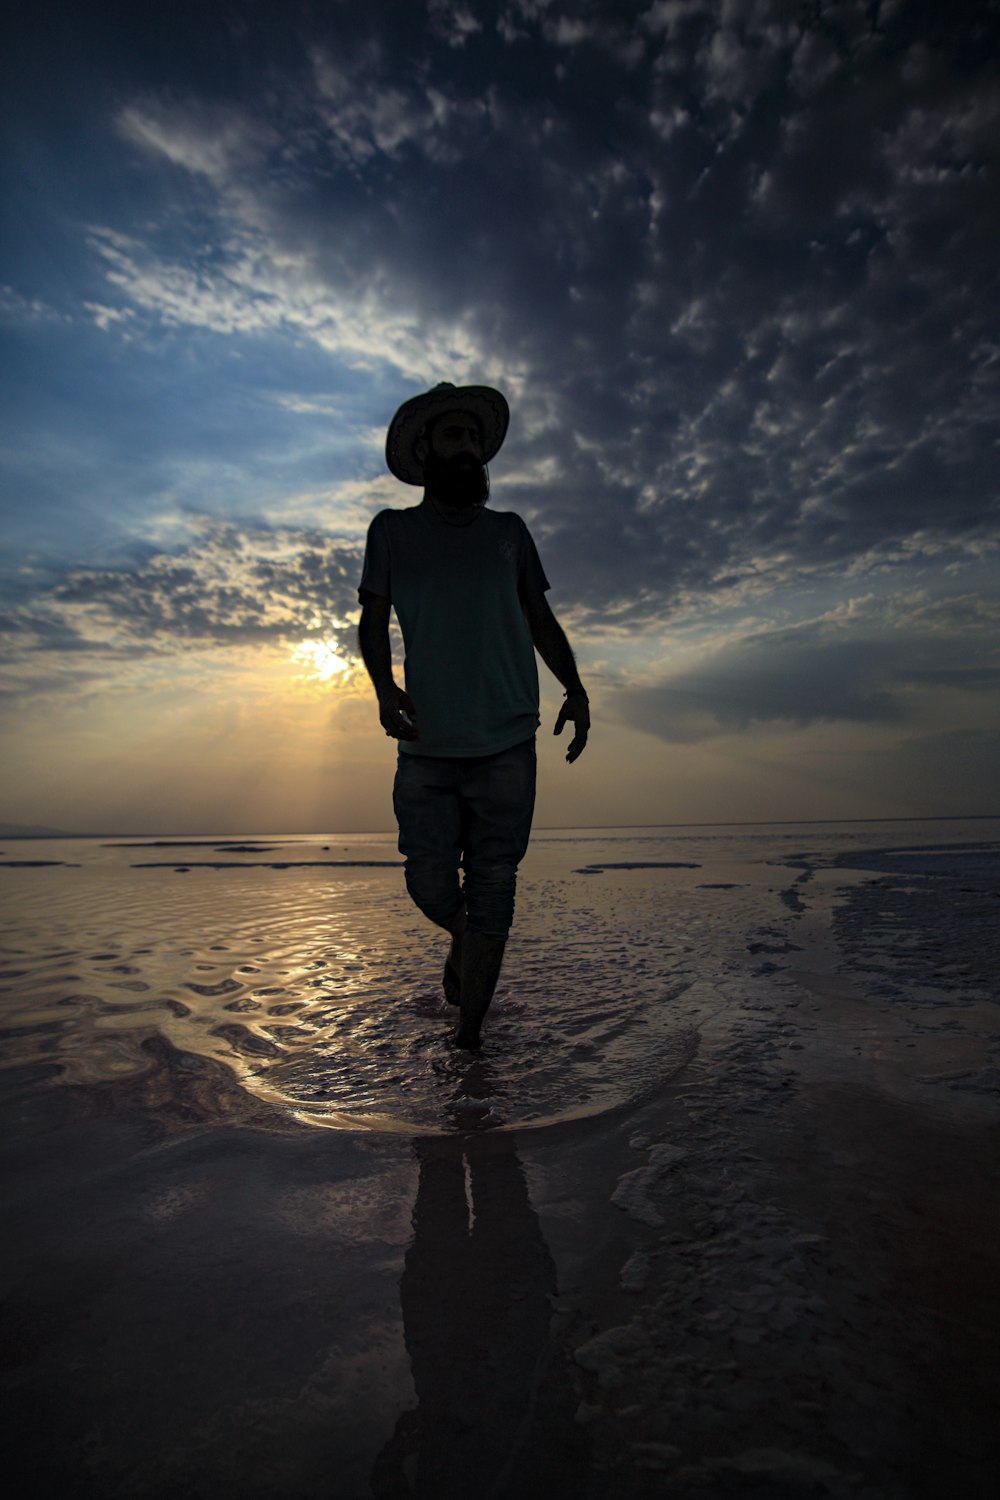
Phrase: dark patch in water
[
  {"left": 105, "top": 840, "right": 291, "bottom": 849},
  {"left": 209, "top": 1023, "right": 281, "bottom": 1058},
  {"left": 214, "top": 844, "right": 281, "bottom": 853},
  {"left": 574, "top": 862, "right": 700, "bottom": 874},
  {"left": 132, "top": 860, "right": 403, "bottom": 869},
  {"left": 0, "top": 860, "right": 70, "bottom": 868}
]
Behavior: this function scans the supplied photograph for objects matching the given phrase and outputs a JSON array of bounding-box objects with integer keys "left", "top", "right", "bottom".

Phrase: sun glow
[{"left": 292, "top": 639, "right": 350, "bottom": 681}]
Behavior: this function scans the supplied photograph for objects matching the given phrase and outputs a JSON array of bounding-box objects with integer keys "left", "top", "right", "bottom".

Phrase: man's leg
[
  {"left": 441, "top": 906, "right": 466, "bottom": 1006},
  {"left": 454, "top": 740, "right": 537, "bottom": 1049},
  {"left": 393, "top": 752, "right": 466, "bottom": 1001},
  {"left": 453, "top": 930, "right": 507, "bottom": 1048}
]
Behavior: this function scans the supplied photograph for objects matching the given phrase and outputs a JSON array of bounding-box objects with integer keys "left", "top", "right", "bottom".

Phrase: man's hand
[
  {"left": 554, "top": 692, "right": 589, "bottom": 763},
  {"left": 379, "top": 683, "right": 419, "bottom": 741}
]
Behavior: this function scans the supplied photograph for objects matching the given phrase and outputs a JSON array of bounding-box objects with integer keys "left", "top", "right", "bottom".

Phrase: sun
[{"left": 291, "top": 639, "right": 350, "bottom": 681}]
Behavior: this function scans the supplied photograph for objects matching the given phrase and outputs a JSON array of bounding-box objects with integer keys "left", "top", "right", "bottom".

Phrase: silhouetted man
[{"left": 358, "top": 382, "right": 589, "bottom": 1048}]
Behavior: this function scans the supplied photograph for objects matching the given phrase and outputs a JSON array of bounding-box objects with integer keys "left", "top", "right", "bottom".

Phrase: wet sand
[{"left": 1, "top": 832, "right": 999, "bottom": 1497}]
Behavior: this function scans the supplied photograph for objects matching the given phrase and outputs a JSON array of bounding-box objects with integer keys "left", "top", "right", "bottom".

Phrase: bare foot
[{"left": 443, "top": 932, "right": 462, "bottom": 1006}]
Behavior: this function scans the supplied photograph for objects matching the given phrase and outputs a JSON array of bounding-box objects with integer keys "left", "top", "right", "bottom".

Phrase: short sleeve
[
  {"left": 516, "top": 516, "right": 550, "bottom": 600},
  {"left": 359, "top": 511, "right": 392, "bottom": 603}
]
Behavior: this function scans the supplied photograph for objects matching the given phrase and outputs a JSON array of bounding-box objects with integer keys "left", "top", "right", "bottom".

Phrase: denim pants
[{"left": 393, "top": 738, "right": 537, "bottom": 940}]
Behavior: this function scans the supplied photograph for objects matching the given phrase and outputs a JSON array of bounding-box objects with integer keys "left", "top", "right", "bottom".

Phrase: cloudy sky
[{"left": 2, "top": 0, "right": 998, "bottom": 834}]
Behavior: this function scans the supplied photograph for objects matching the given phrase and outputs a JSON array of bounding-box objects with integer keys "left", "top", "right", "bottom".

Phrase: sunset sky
[{"left": 2, "top": 0, "right": 998, "bottom": 834}]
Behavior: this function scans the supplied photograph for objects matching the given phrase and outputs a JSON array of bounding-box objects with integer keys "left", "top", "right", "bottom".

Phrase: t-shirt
[{"left": 359, "top": 500, "right": 550, "bottom": 757}]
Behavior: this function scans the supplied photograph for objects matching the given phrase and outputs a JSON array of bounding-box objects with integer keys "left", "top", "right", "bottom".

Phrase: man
[{"left": 358, "top": 381, "right": 589, "bottom": 1049}]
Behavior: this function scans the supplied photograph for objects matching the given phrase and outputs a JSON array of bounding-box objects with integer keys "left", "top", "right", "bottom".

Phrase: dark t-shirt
[{"left": 359, "top": 501, "right": 550, "bottom": 756}]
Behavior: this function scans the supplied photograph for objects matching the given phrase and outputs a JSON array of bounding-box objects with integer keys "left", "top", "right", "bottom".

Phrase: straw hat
[{"left": 385, "top": 382, "right": 509, "bottom": 485}]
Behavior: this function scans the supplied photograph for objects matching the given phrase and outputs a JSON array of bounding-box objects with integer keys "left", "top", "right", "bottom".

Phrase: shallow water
[{"left": 1, "top": 818, "right": 996, "bottom": 1132}]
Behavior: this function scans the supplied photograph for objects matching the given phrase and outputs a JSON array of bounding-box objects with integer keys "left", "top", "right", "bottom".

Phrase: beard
[{"left": 423, "top": 448, "right": 490, "bottom": 508}]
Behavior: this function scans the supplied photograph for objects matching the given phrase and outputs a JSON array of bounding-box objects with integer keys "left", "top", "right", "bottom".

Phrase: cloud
[
  {"left": 54, "top": 522, "right": 361, "bottom": 644},
  {"left": 427, "top": 3, "right": 483, "bottom": 49},
  {"left": 118, "top": 101, "right": 275, "bottom": 186},
  {"left": 310, "top": 47, "right": 485, "bottom": 166},
  {"left": 610, "top": 604, "right": 1000, "bottom": 743},
  {"left": 86, "top": 222, "right": 481, "bottom": 380},
  {"left": 4, "top": 0, "right": 999, "bottom": 699},
  {"left": 0, "top": 287, "right": 70, "bottom": 325},
  {"left": 867, "top": 727, "right": 1000, "bottom": 796},
  {"left": 0, "top": 520, "right": 369, "bottom": 710},
  {"left": 67, "top": 0, "right": 997, "bottom": 642}
]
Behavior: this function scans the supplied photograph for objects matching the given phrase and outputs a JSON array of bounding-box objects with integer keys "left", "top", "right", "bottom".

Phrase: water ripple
[{"left": 0, "top": 827, "right": 864, "bottom": 1132}]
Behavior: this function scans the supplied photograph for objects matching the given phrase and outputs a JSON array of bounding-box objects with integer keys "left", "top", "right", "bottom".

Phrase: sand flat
[{"left": 1, "top": 821, "right": 998, "bottom": 1497}]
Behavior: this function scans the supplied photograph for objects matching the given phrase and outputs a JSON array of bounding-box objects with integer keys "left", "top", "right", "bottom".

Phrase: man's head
[
  {"left": 417, "top": 408, "right": 489, "bottom": 508},
  {"left": 385, "top": 382, "right": 509, "bottom": 494}
]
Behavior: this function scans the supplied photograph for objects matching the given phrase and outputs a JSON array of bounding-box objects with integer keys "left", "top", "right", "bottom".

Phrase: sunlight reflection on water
[{"left": 1, "top": 820, "right": 995, "bottom": 1132}]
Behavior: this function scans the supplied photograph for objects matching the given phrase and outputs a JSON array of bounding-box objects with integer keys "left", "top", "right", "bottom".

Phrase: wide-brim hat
[{"left": 385, "top": 381, "right": 509, "bottom": 485}]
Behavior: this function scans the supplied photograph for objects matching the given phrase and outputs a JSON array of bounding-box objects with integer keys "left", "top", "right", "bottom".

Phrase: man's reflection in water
[{"left": 373, "top": 1075, "right": 588, "bottom": 1497}]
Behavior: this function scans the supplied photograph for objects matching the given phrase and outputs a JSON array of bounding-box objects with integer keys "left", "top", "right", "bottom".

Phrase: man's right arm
[{"left": 357, "top": 591, "right": 419, "bottom": 741}]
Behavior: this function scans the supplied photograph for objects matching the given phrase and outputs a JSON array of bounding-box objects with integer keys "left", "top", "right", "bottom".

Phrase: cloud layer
[
  {"left": 2, "top": 0, "right": 998, "bottom": 820},
  {"left": 612, "top": 591, "right": 1000, "bottom": 742}
]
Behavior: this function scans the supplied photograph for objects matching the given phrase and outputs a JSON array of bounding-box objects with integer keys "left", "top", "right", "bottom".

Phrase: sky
[{"left": 1, "top": 0, "right": 999, "bottom": 835}]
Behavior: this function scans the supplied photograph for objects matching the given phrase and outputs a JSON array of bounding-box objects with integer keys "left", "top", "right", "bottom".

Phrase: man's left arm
[{"left": 521, "top": 592, "right": 590, "bottom": 763}]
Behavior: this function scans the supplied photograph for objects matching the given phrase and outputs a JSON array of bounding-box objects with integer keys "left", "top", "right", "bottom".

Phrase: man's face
[{"left": 421, "top": 408, "right": 489, "bottom": 507}]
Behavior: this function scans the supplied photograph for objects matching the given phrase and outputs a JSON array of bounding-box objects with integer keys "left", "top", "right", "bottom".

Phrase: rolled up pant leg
[
  {"left": 459, "top": 739, "right": 537, "bottom": 939},
  {"left": 393, "top": 752, "right": 464, "bottom": 928}
]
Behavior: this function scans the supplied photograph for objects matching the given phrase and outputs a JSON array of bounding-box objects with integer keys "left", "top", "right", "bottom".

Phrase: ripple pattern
[{"left": 7, "top": 822, "right": 957, "bottom": 1131}]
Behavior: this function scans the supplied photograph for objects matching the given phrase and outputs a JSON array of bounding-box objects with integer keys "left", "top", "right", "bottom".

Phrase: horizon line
[{"left": 4, "top": 811, "right": 1000, "bottom": 840}]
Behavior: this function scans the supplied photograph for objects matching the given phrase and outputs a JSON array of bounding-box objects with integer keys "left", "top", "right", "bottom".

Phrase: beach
[{"left": 1, "top": 820, "right": 998, "bottom": 1498}]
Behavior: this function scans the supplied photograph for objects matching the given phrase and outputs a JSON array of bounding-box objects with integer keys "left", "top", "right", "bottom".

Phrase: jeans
[{"left": 393, "top": 738, "right": 537, "bottom": 940}]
